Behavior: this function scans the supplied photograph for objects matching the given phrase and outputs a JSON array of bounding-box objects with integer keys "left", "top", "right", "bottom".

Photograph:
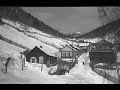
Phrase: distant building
[
  {"left": 79, "top": 43, "right": 90, "bottom": 47},
  {"left": 24, "top": 46, "right": 57, "bottom": 66},
  {"left": 78, "top": 42, "right": 90, "bottom": 50}
]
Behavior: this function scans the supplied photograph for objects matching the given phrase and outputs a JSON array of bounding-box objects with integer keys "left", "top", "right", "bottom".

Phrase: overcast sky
[{"left": 22, "top": 7, "right": 100, "bottom": 34}]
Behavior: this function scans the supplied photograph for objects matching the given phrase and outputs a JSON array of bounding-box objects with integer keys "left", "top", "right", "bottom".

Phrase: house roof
[
  {"left": 24, "top": 46, "right": 56, "bottom": 57},
  {"left": 59, "top": 44, "right": 79, "bottom": 52},
  {"left": 94, "top": 39, "right": 113, "bottom": 45},
  {"left": 79, "top": 43, "right": 90, "bottom": 46},
  {"left": 69, "top": 44, "right": 80, "bottom": 51}
]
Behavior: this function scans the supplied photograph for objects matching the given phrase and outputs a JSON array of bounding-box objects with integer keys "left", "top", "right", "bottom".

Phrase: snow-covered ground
[
  {"left": 0, "top": 52, "right": 114, "bottom": 84},
  {"left": 23, "top": 53, "right": 114, "bottom": 84}
]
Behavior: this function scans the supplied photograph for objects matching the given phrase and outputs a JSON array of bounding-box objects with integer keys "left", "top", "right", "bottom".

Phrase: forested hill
[
  {"left": 75, "top": 17, "right": 120, "bottom": 40},
  {"left": 0, "top": 7, "right": 71, "bottom": 39}
]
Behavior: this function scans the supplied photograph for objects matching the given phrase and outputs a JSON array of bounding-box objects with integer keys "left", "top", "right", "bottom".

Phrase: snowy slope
[
  {"left": 0, "top": 24, "right": 59, "bottom": 56},
  {"left": 1, "top": 18, "right": 70, "bottom": 48},
  {"left": 26, "top": 33, "right": 67, "bottom": 48},
  {"left": 0, "top": 40, "right": 24, "bottom": 59},
  {"left": 1, "top": 18, "right": 53, "bottom": 37}
]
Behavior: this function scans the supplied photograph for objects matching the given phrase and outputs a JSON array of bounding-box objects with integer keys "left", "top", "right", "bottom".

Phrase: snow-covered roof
[
  {"left": 25, "top": 46, "right": 56, "bottom": 57},
  {"left": 79, "top": 43, "right": 90, "bottom": 46},
  {"left": 59, "top": 44, "right": 79, "bottom": 52}
]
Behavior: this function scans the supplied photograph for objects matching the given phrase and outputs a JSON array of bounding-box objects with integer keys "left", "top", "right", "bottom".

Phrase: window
[
  {"left": 62, "top": 52, "right": 66, "bottom": 57},
  {"left": 30, "top": 57, "right": 37, "bottom": 63},
  {"left": 66, "top": 52, "right": 70, "bottom": 57},
  {"left": 70, "top": 52, "right": 72, "bottom": 57}
]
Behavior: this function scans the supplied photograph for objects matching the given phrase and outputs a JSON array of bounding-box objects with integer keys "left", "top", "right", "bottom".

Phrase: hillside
[
  {"left": 0, "top": 17, "right": 73, "bottom": 61},
  {"left": 0, "top": 7, "right": 71, "bottom": 39},
  {"left": 76, "top": 18, "right": 120, "bottom": 43}
]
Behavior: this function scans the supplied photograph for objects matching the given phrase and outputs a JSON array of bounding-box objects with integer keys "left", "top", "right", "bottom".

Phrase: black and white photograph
[{"left": 0, "top": 6, "right": 120, "bottom": 84}]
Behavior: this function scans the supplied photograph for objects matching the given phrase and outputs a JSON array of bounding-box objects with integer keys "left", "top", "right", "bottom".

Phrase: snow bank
[
  {"left": 25, "top": 61, "right": 66, "bottom": 83},
  {"left": 25, "top": 61, "right": 58, "bottom": 77},
  {"left": 25, "top": 61, "right": 50, "bottom": 76}
]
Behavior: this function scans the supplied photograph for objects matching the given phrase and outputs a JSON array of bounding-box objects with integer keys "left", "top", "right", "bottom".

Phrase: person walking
[{"left": 5, "top": 57, "right": 11, "bottom": 73}]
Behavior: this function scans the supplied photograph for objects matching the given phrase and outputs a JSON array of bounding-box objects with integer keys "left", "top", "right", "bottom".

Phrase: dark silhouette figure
[{"left": 5, "top": 57, "right": 11, "bottom": 73}]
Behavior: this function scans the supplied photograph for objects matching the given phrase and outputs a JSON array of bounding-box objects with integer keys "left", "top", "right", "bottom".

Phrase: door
[{"left": 39, "top": 56, "right": 44, "bottom": 64}]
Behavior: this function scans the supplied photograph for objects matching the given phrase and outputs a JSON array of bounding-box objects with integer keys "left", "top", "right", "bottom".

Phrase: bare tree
[{"left": 97, "top": 7, "right": 120, "bottom": 26}]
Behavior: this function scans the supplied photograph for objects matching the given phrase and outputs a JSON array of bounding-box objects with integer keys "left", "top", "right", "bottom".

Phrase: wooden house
[
  {"left": 89, "top": 40, "right": 116, "bottom": 65},
  {"left": 25, "top": 46, "right": 57, "bottom": 66},
  {"left": 57, "top": 44, "right": 79, "bottom": 62}
]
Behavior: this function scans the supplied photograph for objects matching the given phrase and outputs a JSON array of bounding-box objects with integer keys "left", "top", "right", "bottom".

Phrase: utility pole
[
  {"left": 72, "top": 39, "right": 73, "bottom": 64},
  {"left": 24, "top": 56, "right": 26, "bottom": 67},
  {"left": 21, "top": 53, "right": 25, "bottom": 71},
  {"left": 22, "top": 59, "right": 24, "bottom": 71},
  {"left": 41, "top": 61, "right": 43, "bottom": 72},
  {"left": 20, "top": 52, "right": 23, "bottom": 71}
]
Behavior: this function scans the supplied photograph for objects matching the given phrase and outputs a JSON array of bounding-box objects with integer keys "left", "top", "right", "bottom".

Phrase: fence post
[
  {"left": 41, "top": 59, "right": 43, "bottom": 72},
  {"left": 21, "top": 54, "right": 25, "bottom": 71},
  {"left": 24, "top": 57, "right": 26, "bottom": 67},
  {"left": 116, "top": 51, "right": 120, "bottom": 84},
  {"left": 22, "top": 58, "right": 23, "bottom": 71}
]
